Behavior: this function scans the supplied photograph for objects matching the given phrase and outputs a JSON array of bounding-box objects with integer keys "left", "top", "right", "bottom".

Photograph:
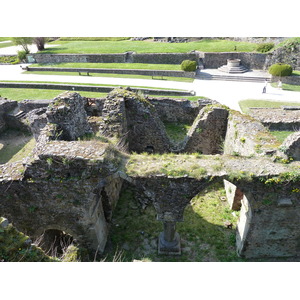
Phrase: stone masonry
[{"left": 1, "top": 89, "right": 300, "bottom": 260}]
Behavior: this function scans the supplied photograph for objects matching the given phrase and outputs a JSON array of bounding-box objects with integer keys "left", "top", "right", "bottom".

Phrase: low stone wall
[
  {"left": 26, "top": 67, "right": 195, "bottom": 78},
  {"left": 29, "top": 52, "right": 199, "bottom": 65},
  {"left": 271, "top": 75, "right": 300, "bottom": 85},
  {"left": 131, "top": 53, "right": 199, "bottom": 64},
  {"left": 201, "top": 52, "right": 268, "bottom": 69},
  {"left": 0, "top": 82, "right": 194, "bottom": 97},
  {"left": 29, "top": 53, "right": 126, "bottom": 64},
  {"left": 249, "top": 107, "right": 300, "bottom": 131}
]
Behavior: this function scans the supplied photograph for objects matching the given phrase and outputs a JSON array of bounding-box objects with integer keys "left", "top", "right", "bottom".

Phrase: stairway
[
  {"left": 218, "top": 65, "right": 249, "bottom": 73},
  {"left": 196, "top": 72, "right": 271, "bottom": 83}
]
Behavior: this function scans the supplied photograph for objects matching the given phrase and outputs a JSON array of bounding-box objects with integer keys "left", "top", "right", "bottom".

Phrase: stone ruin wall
[
  {"left": 249, "top": 107, "right": 300, "bottom": 131},
  {"left": 223, "top": 110, "right": 281, "bottom": 157},
  {"left": 0, "top": 92, "right": 125, "bottom": 253},
  {"left": 229, "top": 179, "right": 300, "bottom": 258},
  {"left": 1, "top": 89, "right": 300, "bottom": 259}
]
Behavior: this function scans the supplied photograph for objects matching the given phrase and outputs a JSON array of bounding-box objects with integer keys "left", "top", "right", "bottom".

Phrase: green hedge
[
  {"left": 181, "top": 60, "right": 197, "bottom": 72},
  {"left": 256, "top": 42, "right": 274, "bottom": 53},
  {"left": 268, "top": 63, "right": 293, "bottom": 76},
  {"left": 0, "top": 56, "right": 19, "bottom": 64}
]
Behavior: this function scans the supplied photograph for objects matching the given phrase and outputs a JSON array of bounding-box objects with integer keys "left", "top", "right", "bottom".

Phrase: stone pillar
[{"left": 158, "top": 220, "right": 181, "bottom": 255}]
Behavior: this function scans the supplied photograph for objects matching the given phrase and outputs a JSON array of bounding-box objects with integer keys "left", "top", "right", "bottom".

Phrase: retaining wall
[
  {"left": 0, "top": 82, "right": 194, "bottom": 97},
  {"left": 272, "top": 75, "right": 300, "bottom": 85},
  {"left": 202, "top": 52, "right": 268, "bottom": 69},
  {"left": 26, "top": 67, "right": 195, "bottom": 78},
  {"left": 29, "top": 52, "right": 199, "bottom": 65}
]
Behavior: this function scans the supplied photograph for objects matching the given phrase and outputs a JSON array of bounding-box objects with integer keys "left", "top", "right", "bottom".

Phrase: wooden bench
[{"left": 78, "top": 71, "right": 90, "bottom": 76}]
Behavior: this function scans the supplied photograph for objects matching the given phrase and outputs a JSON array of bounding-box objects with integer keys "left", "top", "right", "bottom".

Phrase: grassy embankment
[{"left": 41, "top": 38, "right": 258, "bottom": 54}]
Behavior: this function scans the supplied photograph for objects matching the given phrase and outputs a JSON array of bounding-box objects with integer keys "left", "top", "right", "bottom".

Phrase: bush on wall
[
  {"left": 256, "top": 43, "right": 274, "bottom": 53},
  {"left": 268, "top": 63, "right": 293, "bottom": 76},
  {"left": 181, "top": 60, "right": 197, "bottom": 72}
]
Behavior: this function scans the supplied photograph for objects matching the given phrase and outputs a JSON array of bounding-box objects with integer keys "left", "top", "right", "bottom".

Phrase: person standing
[
  {"left": 262, "top": 79, "right": 268, "bottom": 93},
  {"left": 278, "top": 80, "right": 282, "bottom": 89}
]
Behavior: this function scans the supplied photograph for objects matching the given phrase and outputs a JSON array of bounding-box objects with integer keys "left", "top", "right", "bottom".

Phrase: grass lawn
[
  {"left": 42, "top": 39, "right": 257, "bottom": 54},
  {"left": 0, "top": 87, "right": 108, "bottom": 101},
  {"left": 0, "top": 79, "right": 192, "bottom": 101},
  {"left": 164, "top": 122, "right": 191, "bottom": 142},
  {"left": 0, "top": 41, "right": 14, "bottom": 49},
  {"left": 239, "top": 99, "right": 300, "bottom": 114},
  {"left": 0, "top": 37, "right": 11, "bottom": 42},
  {"left": 270, "top": 131, "right": 294, "bottom": 142},
  {"left": 29, "top": 62, "right": 183, "bottom": 70}
]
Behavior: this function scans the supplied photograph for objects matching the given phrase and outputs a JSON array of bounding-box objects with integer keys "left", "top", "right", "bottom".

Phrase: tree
[
  {"left": 11, "top": 37, "right": 33, "bottom": 54},
  {"left": 33, "top": 37, "right": 48, "bottom": 51}
]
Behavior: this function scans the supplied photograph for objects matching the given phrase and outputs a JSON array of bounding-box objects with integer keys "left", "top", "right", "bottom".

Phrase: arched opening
[{"left": 35, "top": 229, "right": 74, "bottom": 257}]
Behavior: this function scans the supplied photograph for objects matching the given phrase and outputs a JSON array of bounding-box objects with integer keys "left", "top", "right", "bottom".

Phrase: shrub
[
  {"left": 0, "top": 56, "right": 19, "bottom": 64},
  {"left": 256, "top": 42, "right": 274, "bottom": 53},
  {"left": 17, "top": 50, "right": 27, "bottom": 62},
  {"left": 268, "top": 63, "right": 293, "bottom": 77},
  {"left": 181, "top": 60, "right": 197, "bottom": 72}
]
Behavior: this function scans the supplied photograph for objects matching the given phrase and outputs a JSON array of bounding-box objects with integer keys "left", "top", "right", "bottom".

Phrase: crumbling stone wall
[
  {"left": 19, "top": 99, "right": 51, "bottom": 113},
  {"left": 98, "top": 90, "right": 128, "bottom": 148},
  {"left": 147, "top": 97, "right": 213, "bottom": 124},
  {"left": 0, "top": 99, "right": 18, "bottom": 133},
  {"left": 0, "top": 140, "right": 123, "bottom": 253},
  {"left": 249, "top": 107, "right": 300, "bottom": 131},
  {"left": 46, "top": 92, "right": 92, "bottom": 141},
  {"left": 265, "top": 43, "right": 300, "bottom": 70},
  {"left": 233, "top": 178, "right": 300, "bottom": 258},
  {"left": 182, "top": 105, "right": 229, "bottom": 154},
  {"left": 223, "top": 110, "right": 280, "bottom": 156},
  {"left": 280, "top": 132, "right": 300, "bottom": 160}
]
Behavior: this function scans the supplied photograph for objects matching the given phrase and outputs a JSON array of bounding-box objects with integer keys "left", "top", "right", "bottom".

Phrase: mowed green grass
[
  {"left": 239, "top": 99, "right": 300, "bottom": 114},
  {"left": 0, "top": 88, "right": 108, "bottom": 101},
  {"left": 43, "top": 39, "right": 257, "bottom": 54}
]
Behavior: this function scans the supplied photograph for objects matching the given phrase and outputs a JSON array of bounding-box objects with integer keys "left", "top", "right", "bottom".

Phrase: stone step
[
  {"left": 196, "top": 73, "right": 271, "bottom": 83},
  {"left": 218, "top": 65, "right": 249, "bottom": 74}
]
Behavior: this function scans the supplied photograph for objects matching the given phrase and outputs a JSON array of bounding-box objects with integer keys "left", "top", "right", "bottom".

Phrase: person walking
[
  {"left": 262, "top": 79, "right": 268, "bottom": 93},
  {"left": 278, "top": 79, "right": 282, "bottom": 89}
]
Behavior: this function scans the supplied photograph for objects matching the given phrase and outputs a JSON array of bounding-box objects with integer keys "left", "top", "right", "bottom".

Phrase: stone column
[{"left": 158, "top": 220, "right": 181, "bottom": 255}]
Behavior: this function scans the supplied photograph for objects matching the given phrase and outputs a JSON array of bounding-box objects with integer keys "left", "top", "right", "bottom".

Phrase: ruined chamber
[{"left": 1, "top": 89, "right": 300, "bottom": 260}]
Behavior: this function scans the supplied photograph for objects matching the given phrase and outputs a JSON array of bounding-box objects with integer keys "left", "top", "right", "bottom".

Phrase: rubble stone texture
[{"left": 0, "top": 89, "right": 300, "bottom": 260}]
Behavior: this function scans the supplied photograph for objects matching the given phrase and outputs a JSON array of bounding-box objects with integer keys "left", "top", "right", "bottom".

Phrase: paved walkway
[
  {"left": 0, "top": 43, "right": 59, "bottom": 55},
  {"left": 0, "top": 64, "right": 299, "bottom": 112}
]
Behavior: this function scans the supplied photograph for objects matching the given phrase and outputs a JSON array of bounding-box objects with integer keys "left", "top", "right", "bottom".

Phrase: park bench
[{"left": 78, "top": 71, "right": 90, "bottom": 76}]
